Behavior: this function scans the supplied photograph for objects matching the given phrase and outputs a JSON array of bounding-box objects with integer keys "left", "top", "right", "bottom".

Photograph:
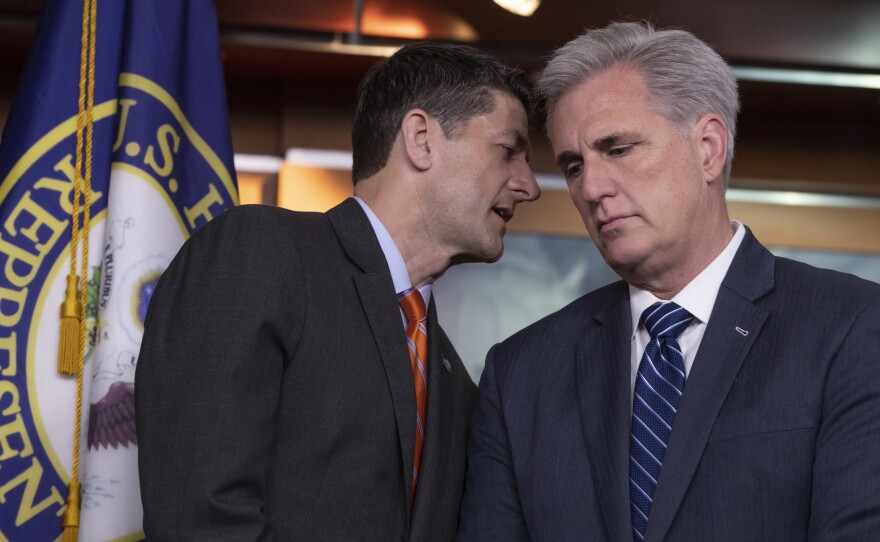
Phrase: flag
[{"left": 0, "top": 0, "right": 238, "bottom": 540}]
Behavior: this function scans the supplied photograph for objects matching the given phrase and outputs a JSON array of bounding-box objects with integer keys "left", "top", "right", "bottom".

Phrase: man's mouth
[
  {"left": 598, "top": 215, "right": 628, "bottom": 232},
  {"left": 492, "top": 207, "right": 513, "bottom": 223}
]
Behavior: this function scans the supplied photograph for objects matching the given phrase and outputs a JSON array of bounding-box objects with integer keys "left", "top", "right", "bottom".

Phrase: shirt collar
[{"left": 353, "top": 196, "right": 432, "bottom": 308}]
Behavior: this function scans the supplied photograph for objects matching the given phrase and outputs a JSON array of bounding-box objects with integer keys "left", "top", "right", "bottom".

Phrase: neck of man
[
  {"left": 624, "top": 207, "right": 735, "bottom": 300},
  {"left": 355, "top": 175, "right": 452, "bottom": 290}
]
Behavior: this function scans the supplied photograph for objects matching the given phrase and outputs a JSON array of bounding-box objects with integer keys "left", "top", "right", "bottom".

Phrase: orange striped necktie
[{"left": 398, "top": 287, "right": 428, "bottom": 502}]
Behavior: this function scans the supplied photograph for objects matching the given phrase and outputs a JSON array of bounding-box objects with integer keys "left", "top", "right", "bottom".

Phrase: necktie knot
[
  {"left": 640, "top": 301, "right": 694, "bottom": 340},
  {"left": 398, "top": 288, "right": 427, "bottom": 322}
]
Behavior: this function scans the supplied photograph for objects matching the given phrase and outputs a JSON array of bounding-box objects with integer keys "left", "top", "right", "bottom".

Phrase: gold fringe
[
  {"left": 57, "top": 274, "right": 82, "bottom": 375},
  {"left": 61, "top": 481, "right": 81, "bottom": 542}
]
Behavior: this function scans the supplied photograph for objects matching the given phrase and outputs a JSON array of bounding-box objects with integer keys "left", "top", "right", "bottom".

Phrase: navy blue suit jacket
[{"left": 458, "top": 229, "right": 880, "bottom": 541}]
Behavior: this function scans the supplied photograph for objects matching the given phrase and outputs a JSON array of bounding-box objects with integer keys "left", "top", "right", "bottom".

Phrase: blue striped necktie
[{"left": 630, "top": 301, "right": 694, "bottom": 540}]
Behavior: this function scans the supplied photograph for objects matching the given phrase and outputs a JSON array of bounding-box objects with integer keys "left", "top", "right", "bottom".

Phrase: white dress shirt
[{"left": 629, "top": 221, "right": 745, "bottom": 394}]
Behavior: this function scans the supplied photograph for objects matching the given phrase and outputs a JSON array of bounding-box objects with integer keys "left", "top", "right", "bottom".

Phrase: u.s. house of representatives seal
[{"left": 0, "top": 73, "right": 236, "bottom": 541}]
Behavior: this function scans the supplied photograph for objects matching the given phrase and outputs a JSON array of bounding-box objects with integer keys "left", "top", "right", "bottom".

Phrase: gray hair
[{"left": 538, "top": 21, "right": 740, "bottom": 183}]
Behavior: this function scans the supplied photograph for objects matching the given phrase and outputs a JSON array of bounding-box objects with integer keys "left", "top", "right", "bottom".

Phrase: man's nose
[
  {"left": 578, "top": 156, "right": 615, "bottom": 204},
  {"left": 510, "top": 162, "right": 540, "bottom": 202}
]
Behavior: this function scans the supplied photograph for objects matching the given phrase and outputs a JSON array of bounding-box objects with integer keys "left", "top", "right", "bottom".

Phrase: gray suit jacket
[
  {"left": 458, "top": 228, "right": 880, "bottom": 541},
  {"left": 137, "top": 199, "right": 479, "bottom": 541}
]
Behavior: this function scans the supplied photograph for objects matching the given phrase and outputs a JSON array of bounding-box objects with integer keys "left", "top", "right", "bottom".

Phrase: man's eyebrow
[
  {"left": 501, "top": 128, "right": 529, "bottom": 147},
  {"left": 593, "top": 131, "right": 639, "bottom": 150},
  {"left": 501, "top": 127, "right": 531, "bottom": 160}
]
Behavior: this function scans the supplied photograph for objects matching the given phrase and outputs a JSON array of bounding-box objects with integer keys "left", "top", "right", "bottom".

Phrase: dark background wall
[{"left": 2, "top": 0, "right": 880, "bottom": 251}]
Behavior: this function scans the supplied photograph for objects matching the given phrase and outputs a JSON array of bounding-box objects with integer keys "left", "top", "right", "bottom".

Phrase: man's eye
[
  {"left": 608, "top": 145, "right": 632, "bottom": 157},
  {"left": 565, "top": 162, "right": 583, "bottom": 179},
  {"left": 502, "top": 146, "right": 515, "bottom": 158}
]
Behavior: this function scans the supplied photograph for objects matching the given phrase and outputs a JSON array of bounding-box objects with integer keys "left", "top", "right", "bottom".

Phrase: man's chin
[
  {"left": 601, "top": 247, "right": 657, "bottom": 282},
  {"left": 483, "top": 239, "right": 505, "bottom": 263},
  {"left": 451, "top": 244, "right": 504, "bottom": 266},
  {"left": 485, "top": 248, "right": 504, "bottom": 264}
]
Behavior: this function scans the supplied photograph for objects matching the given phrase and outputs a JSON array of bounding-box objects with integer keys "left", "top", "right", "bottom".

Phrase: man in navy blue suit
[{"left": 458, "top": 21, "right": 880, "bottom": 541}]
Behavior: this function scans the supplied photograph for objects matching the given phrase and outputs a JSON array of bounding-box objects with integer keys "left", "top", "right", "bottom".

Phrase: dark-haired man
[{"left": 136, "top": 42, "right": 539, "bottom": 540}]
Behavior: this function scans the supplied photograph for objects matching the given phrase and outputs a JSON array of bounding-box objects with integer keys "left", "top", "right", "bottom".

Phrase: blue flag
[{"left": 0, "top": 1, "right": 238, "bottom": 540}]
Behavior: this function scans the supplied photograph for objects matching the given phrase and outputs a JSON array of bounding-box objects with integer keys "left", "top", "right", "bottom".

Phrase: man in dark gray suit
[
  {"left": 136, "top": 42, "right": 539, "bottom": 541},
  {"left": 458, "top": 22, "right": 880, "bottom": 541}
]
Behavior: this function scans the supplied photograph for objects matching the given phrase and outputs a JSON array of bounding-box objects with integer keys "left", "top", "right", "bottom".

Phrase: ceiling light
[{"left": 493, "top": 0, "right": 540, "bottom": 17}]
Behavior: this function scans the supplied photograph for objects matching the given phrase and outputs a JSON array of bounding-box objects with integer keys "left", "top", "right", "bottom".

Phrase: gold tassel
[
  {"left": 62, "top": 481, "right": 81, "bottom": 542},
  {"left": 57, "top": 274, "right": 82, "bottom": 375}
]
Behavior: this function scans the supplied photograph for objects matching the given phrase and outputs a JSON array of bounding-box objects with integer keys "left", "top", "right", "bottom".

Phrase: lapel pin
[
  {"left": 735, "top": 327, "right": 749, "bottom": 337},
  {"left": 442, "top": 357, "right": 452, "bottom": 373}
]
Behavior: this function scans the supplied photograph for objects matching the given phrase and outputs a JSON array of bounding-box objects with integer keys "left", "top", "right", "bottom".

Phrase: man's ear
[
  {"left": 694, "top": 113, "right": 728, "bottom": 183},
  {"left": 400, "top": 109, "right": 435, "bottom": 171}
]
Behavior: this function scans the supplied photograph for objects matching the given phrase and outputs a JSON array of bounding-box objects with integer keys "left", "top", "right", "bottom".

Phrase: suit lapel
[
  {"left": 646, "top": 229, "right": 775, "bottom": 541},
  {"left": 409, "top": 301, "right": 456, "bottom": 536},
  {"left": 576, "top": 282, "right": 633, "bottom": 541},
  {"left": 354, "top": 274, "right": 418, "bottom": 508},
  {"left": 328, "top": 199, "right": 417, "bottom": 511}
]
